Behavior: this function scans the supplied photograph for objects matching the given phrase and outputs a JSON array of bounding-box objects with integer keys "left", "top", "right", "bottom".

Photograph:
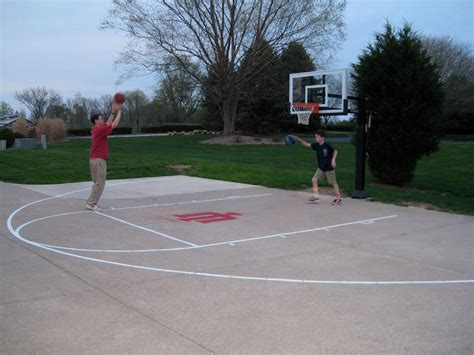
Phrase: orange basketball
[{"left": 113, "top": 92, "right": 126, "bottom": 104}]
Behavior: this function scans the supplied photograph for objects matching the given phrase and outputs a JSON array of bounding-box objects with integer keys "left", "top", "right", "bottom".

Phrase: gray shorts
[{"left": 314, "top": 168, "right": 337, "bottom": 184}]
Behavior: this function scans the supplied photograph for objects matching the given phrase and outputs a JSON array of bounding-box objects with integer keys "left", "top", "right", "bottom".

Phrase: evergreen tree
[
  {"left": 236, "top": 41, "right": 319, "bottom": 134},
  {"left": 353, "top": 23, "right": 444, "bottom": 185},
  {"left": 236, "top": 39, "right": 281, "bottom": 134},
  {"left": 279, "top": 42, "right": 320, "bottom": 131}
]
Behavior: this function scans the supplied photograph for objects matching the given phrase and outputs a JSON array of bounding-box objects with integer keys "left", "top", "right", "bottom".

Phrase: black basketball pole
[{"left": 351, "top": 97, "right": 369, "bottom": 199}]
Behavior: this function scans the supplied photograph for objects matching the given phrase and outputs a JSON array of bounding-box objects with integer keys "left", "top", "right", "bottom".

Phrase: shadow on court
[{"left": 1, "top": 176, "right": 473, "bottom": 353}]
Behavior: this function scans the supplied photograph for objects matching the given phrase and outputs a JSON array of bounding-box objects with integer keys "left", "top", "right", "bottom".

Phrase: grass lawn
[{"left": 1, "top": 135, "right": 473, "bottom": 215}]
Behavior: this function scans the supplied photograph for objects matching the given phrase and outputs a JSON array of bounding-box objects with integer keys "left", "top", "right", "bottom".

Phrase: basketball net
[{"left": 290, "top": 102, "right": 319, "bottom": 125}]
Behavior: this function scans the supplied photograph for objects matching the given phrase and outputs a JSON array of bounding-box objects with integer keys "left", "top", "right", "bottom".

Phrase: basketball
[
  {"left": 285, "top": 135, "right": 296, "bottom": 146},
  {"left": 113, "top": 92, "right": 126, "bottom": 104}
]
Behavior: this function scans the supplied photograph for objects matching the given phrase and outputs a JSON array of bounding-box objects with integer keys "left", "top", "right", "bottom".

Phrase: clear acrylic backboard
[{"left": 289, "top": 68, "right": 350, "bottom": 116}]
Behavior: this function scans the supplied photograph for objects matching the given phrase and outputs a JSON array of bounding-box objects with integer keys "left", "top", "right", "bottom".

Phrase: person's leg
[
  {"left": 326, "top": 170, "right": 342, "bottom": 204},
  {"left": 307, "top": 169, "right": 324, "bottom": 203},
  {"left": 86, "top": 159, "right": 107, "bottom": 207}
]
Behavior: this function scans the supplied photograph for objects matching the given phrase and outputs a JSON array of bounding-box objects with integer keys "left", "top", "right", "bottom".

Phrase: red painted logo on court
[{"left": 174, "top": 212, "right": 241, "bottom": 224}]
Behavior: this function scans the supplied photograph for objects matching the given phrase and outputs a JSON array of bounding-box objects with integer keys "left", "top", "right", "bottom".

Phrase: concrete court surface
[{"left": 1, "top": 175, "right": 473, "bottom": 354}]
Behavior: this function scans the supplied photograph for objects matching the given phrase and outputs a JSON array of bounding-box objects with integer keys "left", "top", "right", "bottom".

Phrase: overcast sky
[{"left": 1, "top": 0, "right": 473, "bottom": 113}]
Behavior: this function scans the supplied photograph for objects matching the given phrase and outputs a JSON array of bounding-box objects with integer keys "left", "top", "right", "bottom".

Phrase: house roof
[{"left": 0, "top": 115, "right": 33, "bottom": 126}]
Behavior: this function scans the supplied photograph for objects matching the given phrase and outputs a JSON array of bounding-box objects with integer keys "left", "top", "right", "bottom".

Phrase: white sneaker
[
  {"left": 331, "top": 198, "right": 342, "bottom": 206},
  {"left": 85, "top": 203, "right": 101, "bottom": 211},
  {"left": 306, "top": 196, "right": 320, "bottom": 204}
]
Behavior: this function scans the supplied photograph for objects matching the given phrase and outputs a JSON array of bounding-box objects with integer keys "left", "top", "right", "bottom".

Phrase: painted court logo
[{"left": 175, "top": 212, "right": 241, "bottom": 224}]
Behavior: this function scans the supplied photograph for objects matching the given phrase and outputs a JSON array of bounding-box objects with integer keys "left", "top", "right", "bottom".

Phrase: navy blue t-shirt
[{"left": 311, "top": 142, "right": 335, "bottom": 171}]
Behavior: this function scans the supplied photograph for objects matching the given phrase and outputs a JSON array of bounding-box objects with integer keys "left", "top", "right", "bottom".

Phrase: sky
[{"left": 1, "top": 0, "right": 473, "bottom": 113}]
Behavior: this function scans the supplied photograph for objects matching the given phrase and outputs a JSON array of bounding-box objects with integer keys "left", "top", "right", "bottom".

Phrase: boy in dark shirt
[{"left": 294, "top": 130, "right": 342, "bottom": 205}]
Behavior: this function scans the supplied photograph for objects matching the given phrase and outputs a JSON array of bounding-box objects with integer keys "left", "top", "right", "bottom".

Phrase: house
[{"left": 0, "top": 114, "right": 33, "bottom": 129}]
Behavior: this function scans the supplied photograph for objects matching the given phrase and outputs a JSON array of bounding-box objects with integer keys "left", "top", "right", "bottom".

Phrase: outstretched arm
[{"left": 294, "top": 136, "right": 311, "bottom": 148}]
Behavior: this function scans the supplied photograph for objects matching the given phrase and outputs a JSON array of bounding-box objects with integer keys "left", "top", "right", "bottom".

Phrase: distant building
[{"left": 0, "top": 114, "right": 33, "bottom": 129}]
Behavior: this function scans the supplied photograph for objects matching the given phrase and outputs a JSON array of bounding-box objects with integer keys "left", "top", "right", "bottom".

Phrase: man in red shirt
[{"left": 85, "top": 101, "right": 122, "bottom": 211}]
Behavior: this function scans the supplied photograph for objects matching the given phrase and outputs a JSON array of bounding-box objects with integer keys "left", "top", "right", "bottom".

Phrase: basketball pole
[{"left": 351, "top": 97, "right": 369, "bottom": 199}]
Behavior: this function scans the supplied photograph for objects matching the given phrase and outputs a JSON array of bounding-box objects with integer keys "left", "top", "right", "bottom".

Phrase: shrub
[
  {"left": 49, "top": 118, "right": 67, "bottom": 142},
  {"left": 68, "top": 128, "right": 91, "bottom": 136},
  {"left": 0, "top": 129, "right": 24, "bottom": 148},
  {"left": 141, "top": 124, "right": 204, "bottom": 133},
  {"left": 35, "top": 117, "right": 67, "bottom": 143},
  {"left": 352, "top": 23, "right": 444, "bottom": 185},
  {"left": 12, "top": 117, "right": 28, "bottom": 137},
  {"left": 111, "top": 126, "right": 132, "bottom": 135}
]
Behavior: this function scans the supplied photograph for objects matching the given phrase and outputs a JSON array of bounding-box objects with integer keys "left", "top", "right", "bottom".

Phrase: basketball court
[{"left": 1, "top": 176, "right": 473, "bottom": 353}]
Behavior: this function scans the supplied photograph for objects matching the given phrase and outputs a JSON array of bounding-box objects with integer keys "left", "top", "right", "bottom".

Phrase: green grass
[{"left": 1, "top": 135, "right": 473, "bottom": 215}]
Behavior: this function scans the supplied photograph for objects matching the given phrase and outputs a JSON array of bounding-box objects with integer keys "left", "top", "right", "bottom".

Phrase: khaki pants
[{"left": 86, "top": 158, "right": 107, "bottom": 206}]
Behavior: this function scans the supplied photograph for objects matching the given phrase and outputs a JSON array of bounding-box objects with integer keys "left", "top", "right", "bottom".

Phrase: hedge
[
  {"left": 140, "top": 124, "right": 205, "bottom": 133},
  {"left": 67, "top": 126, "right": 133, "bottom": 136},
  {"left": 0, "top": 129, "right": 25, "bottom": 148}
]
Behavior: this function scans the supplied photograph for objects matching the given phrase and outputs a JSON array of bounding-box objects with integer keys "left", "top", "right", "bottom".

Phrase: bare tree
[
  {"left": 421, "top": 35, "right": 473, "bottom": 83},
  {"left": 123, "top": 89, "right": 149, "bottom": 132},
  {"left": 421, "top": 36, "right": 474, "bottom": 130},
  {"left": 65, "top": 93, "right": 96, "bottom": 128},
  {"left": 156, "top": 56, "right": 202, "bottom": 123},
  {"left": 103, "top": 0, "right": 346, "bottom": 135},
  {"left": 0, "top": 101, "right": 14, "bottom": 117},
  {"left": 14, "top": 87, "right": 62, "bottom": 122}
]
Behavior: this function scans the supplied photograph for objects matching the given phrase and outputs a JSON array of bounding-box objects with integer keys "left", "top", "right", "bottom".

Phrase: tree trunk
[{"left": 221, "top": 94, "right": 239, "bottom": 136}]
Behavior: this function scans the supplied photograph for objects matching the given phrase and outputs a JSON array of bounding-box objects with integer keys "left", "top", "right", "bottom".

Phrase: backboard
[{"left": 289, "top": 68, "right": 349, "bottom": 116}]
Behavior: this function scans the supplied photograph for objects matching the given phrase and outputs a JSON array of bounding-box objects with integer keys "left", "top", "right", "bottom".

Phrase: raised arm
[{"left": 106, "top": 101, "right": 122, "bottom": 129}]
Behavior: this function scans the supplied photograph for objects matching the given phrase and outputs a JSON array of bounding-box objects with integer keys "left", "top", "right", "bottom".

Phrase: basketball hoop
[{"left": 290, "top": 102, "right": 319, "bottom": 125}]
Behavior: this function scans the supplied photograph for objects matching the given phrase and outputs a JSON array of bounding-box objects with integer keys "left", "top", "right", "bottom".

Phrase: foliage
[
  {"left": 0, "top": 128, "right": 24, "bottom": 148},
  {"left": 12, "top": 117, "right": 28, "bottom": 137},
  {"left": 421, "top": 35, "right": 474, "bottom": 135},
  {"left": 102, "top": 0, "right": 346, "bottom": 135},
  {"left": 235, "top": 41, "right": 320, "bottom": 134},
  {"left": 14, "top": 87, "right": 62, "bottom": 122},
  {"left": 122, "top": 89, "right": 149, "bottom": 133},
  {"left": 236, "top": 39, "right": 282, "bottom": 134},
  {"left": 154, "top": 57, "right": 201, "bottom": 124},
  {"left": 353, "top": 23, "right": 445, "bottom": 185},
  {"left": 35, "top": 117, "right": 67, "bottom": 142},
  {"left": 67, "top": 126, "right": 133, "bottom": 136},
  {"left": 67, "top": 128, "right": 91, "bottom": 137},
  {"left": 0, "top": 136, "right": 472, "bottom": 215},
  {"left": 140, "top": 124, "right": 205, "bottom": 133},
  {"left": 0, "top": 101, "right": 14, "bottom": 116}
]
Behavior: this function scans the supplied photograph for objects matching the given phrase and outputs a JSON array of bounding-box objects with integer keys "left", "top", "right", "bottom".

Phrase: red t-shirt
[{"left": 89, "top": 124, "right": 113, "bottom": 160}]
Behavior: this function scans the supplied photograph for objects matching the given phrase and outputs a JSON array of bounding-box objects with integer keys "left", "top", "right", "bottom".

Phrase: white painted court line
[
  {"left": 6, "top": 181, "right": 474, "bottom": 286},
  {"left": 95, "top": 211, "right": 198, "bottom": 247},
  {"left": 17, "top": 212, "right": 398, "bottom": 253},
  {"left": 12, "top": 193, "right": 274, "bottom": 252},
  {"left": 7, "top": 229, "right": 474, "bottom": 285},
  {"left": 105, "top": 193, "right": 273, "bottom": 211}
]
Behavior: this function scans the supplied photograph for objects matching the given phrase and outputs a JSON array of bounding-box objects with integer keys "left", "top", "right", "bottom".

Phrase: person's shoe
[
  {"left": 85, "top": 203, "right": 101, "bottom": 211},
  {"left": 306, "top": 196, "right": 320, "bottom": 204},
  {"left": 331, "top": 198, "right": 342, "bottom": 206}
]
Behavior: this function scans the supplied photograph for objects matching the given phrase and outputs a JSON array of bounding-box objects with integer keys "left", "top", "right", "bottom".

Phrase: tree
[
  {"left": 103, "top": 0, "right": 346, "bottom": 135},
  {"left": 155, "top": 57, "right": 201, "bottom": 123},
  {"left": 278, "top": 42, "right": 318, "bottom": 127},
  {"left": 14, "top": 87, "right": 62, "bottom": 122},
  {"left": 235, "top": 39, "right": 281, "bottom": 133},
  {"left": 352, "top": 23, "right": 444, "bottom": 185},
  {"left": 65, "top": 93, "right": 94, "bottom": 128},
  {"left": 123, "top": 89, "right": 149, "bottom": 132},
  {"left": 236, "top": 41, "right": 318, "bottom": 133},
  {"left": 421, "top": 35, "right": 474, "bottom": 134},
  {"left": 0, "top": 101, "right": 14, "bottom": 117}
]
